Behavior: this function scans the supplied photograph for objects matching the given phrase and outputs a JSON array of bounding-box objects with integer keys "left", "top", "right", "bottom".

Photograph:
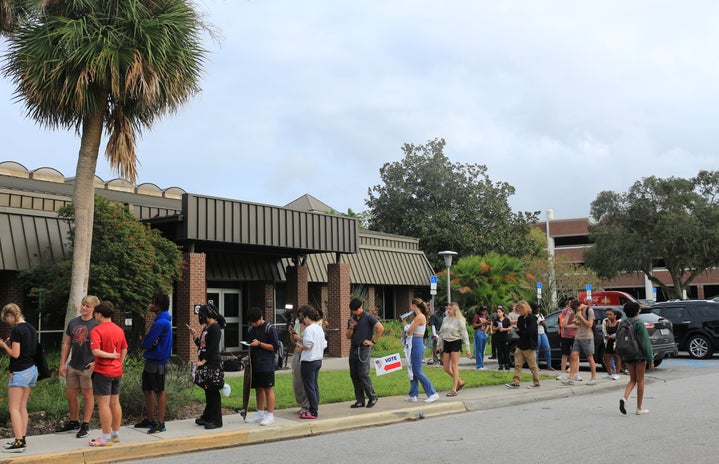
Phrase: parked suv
[
  {"left": 651, "top": 300, "right": 719, "bottom": 359},
  {"left": 544, "top": 306, "right": 677, "bottom": 369}
]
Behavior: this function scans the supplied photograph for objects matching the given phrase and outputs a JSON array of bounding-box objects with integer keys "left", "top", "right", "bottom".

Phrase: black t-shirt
[
  {"left": 348, "top": 311, "right": 379, "bottom": 346},
  {"left": 248, "top": 322, "right": 280, "bottom": 373},
  {"left": 9, "top": 322, "right": 37, "bottom": 372}
]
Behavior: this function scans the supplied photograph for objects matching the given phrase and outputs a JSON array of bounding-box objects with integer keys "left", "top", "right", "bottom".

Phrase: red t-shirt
[{"left": 90, "top": 321, "right": 128, "bottom": 377}]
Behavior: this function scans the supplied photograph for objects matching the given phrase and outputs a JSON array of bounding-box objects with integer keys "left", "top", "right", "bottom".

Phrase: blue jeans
[
  {"left": 536, "top": 332, "right": 551, "bottom": 368},
  {"left": 474, "top": 331, "right": 488, "bottom": 368},
  {"left": 409, "top": 337, "right": 436, "bottom": 398}
]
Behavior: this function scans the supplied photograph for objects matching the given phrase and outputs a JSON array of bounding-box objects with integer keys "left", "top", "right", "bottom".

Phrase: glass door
[{"left": 207, "top": 288, "right": 241, "bottom": 352}]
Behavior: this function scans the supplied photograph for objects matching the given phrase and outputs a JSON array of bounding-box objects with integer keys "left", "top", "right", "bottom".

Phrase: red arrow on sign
[{"left": 384, "top": 361, "right": 402, "bottom": 371}]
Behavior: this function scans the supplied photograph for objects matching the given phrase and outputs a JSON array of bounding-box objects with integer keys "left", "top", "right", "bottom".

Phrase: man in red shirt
[{"left": 89, "top": 301, "right": 128, "bottom": 447}]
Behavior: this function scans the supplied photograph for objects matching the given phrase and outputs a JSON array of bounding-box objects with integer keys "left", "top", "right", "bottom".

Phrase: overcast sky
[{"left": 2, "top": 0, "right": 718, "bottom": 221}]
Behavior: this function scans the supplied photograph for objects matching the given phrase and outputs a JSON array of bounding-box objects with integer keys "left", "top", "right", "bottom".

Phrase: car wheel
[
  {"left": 652, "top": 359, "right": 662, "bottom": 368},
  {"left": 687, "top": 334, "right": 714, "bottom": 359}
]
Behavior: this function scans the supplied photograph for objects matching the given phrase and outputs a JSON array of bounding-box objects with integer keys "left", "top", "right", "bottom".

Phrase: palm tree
[{"left": 2, "top": 0, "right": 208, "bottom": 326}]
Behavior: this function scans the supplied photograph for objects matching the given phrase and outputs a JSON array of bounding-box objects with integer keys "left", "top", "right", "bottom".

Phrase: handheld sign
[{"left": 374, "top": 353, "right": 403, "bottom": 376}]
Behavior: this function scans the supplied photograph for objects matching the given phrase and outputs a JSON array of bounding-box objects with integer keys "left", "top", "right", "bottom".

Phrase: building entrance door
[{"left": 207, "top": 288, "right": 241, "bottom": 352}]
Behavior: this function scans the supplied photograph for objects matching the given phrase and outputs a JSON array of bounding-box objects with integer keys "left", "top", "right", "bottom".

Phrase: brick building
[
  {"left": 0, "top": 161, "right": 434, "bottom": 360},
  {"left": 536, "top": 216, "right": 719, "bottom": 301}
]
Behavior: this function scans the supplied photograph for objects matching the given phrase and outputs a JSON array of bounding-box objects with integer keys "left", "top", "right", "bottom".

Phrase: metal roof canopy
[{"left": 181, "top": 194, "right": 358, "bottom": 256}]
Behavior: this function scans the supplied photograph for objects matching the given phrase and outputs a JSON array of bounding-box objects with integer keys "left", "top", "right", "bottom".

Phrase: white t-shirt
[
  {"left": 536, "top": 313, "right": 546, "bottom": 335},
  {"left": 300, "top": 323, "right": 326, "bottom": 362}
]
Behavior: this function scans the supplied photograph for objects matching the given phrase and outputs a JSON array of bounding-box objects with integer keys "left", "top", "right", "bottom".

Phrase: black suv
[
  {"left": 651, "top": 300, "right": 719, "bottom": 359},
  {"left": 544, "top": 307, "right": 677, "bottom": 369}
]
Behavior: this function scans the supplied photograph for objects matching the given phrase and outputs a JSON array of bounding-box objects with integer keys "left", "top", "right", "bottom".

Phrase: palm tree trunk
[{"left": 65, "top": 109, "right": 104, "bottom": 327}]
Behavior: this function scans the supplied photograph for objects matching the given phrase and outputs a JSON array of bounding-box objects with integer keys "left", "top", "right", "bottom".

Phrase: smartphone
[{"left": 241, "top": 341, "right": 250, "bottom": 347}]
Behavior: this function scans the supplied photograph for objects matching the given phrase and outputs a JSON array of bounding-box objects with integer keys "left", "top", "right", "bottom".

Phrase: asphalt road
[{"left": 130, "top": 355, "right": 718, "bottom": 464}]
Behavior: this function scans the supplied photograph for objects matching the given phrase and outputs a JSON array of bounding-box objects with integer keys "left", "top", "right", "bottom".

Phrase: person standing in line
[
  {"left": 135, "top": 294, "right": 172, "bottom": 434},
  {"left": 55, "top": 295, "right": 100, "bottom": 439},
  {"left": 491, "top": 307, "right": 511, "bottom": 370},
  {"left": 619, "top": 301, "right": 654, "bottom": 415},
  {"left": 602, "top": 308, "right": 622, "bottom": 380},
  {"left": 489, "top": 305, "right": 503, "bottom": 360},
  {"left": 532, "top": 302, "right": 553, "bottom": 370},
  {"left": 428, "top": 303, "right": 445, "bottom": 366},
  {"left": 245, "top": 307, "right": 280, "bottom": 426},
  {"left": 437, "top": 303, "right": 472, "bottom": 395},
  {"left": 404, "top": 298, "right": 439, "bottom": 402},
  {"left": 298, "top": 306, "right": 327, "bottom": 419},
  {"left": 191, "top": 304, "right": 226, "bottom": 430},
  {"left": 557, "top": 297, "right": 579, "bottom": 381},
  {"left": 287, "top": 306, "right": 310, "bottom": 416},
  {"left": 562, "top": 299, "right": 598, "bottom": 386},
  {"left": 88, "top": 301, "right": 128, "bottom": 447},
  {"left": 0, "top": 304, "right": 38, "bottom": 453},
  {"left": 471, "top": 306, "right": 490, "bottom": 370},
  {"left": 506, "top": 301, "right": 541, "bottom": 389},
  {"left": 346, "top": 298, "right": 384, "bottom": 408}
]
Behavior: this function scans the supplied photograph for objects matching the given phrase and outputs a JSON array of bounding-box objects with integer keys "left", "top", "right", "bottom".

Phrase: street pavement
[{"left": 3, "top": 356, "right": 627, "bottom": 464}]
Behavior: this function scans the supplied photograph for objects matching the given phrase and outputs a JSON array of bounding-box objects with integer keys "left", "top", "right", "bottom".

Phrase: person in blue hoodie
[{"left": 135, "top": 294, "right": 172, "bottom": 434}]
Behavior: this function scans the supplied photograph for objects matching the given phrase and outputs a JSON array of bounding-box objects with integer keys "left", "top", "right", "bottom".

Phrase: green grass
[{"left": 0, "top": 330, "right": 545, "bottom": 424}]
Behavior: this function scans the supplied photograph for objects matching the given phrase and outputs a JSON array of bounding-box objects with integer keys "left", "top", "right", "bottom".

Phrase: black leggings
[{"left": 496, "top": 339, "right": 510, "bottom": 367}]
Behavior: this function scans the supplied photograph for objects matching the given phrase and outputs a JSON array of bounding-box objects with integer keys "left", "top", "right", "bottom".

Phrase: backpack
[
  {"left": 264, "top": 323, "right": 285, "bottom": 370},
  {"left": 615, "top": 319, "right": 640, "bottom": 359}
]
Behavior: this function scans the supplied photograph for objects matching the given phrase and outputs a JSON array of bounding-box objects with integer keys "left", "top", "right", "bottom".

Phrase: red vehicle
[{"left": 578, "top": 290, "right": 639, "bottom": 307}]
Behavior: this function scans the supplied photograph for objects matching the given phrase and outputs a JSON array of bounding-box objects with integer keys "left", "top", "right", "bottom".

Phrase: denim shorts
[{"left": 8, "top": 365, "right": 38, "bottom": 388}]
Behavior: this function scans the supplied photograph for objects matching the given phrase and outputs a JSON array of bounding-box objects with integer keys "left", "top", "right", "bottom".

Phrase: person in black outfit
[
  {"left": 505, "top": 301, "right": 540, "bottom": 389},
  {"left": 190, "top": 304, "right": 226, "bottom": 429},
  {"left": 491, "top": 307, "right": 511, "bottom": 370},
  {"left": 345, "top": 298, "right": 384, "bottom": 408}
]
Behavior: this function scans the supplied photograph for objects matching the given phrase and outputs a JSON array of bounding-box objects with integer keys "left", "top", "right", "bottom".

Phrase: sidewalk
[{"left": 4, "top": 357, "right": 625, "bottom": 464}]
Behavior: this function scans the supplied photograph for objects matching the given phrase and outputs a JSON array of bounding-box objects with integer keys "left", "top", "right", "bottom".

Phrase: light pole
[
  {"left": 438, "top": 250, "right": 458, "bottom": 303},
  {"left": 546, "top": 209, "right": 557, "bottom": 309}
]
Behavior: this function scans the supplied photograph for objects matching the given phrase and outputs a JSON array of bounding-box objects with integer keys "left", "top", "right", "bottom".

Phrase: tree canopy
[
  {"left": 584, "top": 171, "right": 719, "bottom": 299},
  {"left": 22, "top": 195, "right": 182, "bottom": 321},
  {"left": 444, "top": 253, "right": 533, "bottom": 315},
  {"left": 365, "top": 138, "right": 539, "bottom": 270}
]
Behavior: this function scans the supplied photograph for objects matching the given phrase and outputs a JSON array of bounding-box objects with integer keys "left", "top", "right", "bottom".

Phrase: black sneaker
[
  {"left": 147, "top": 421, "right": 166, "bottom": 434},
  {"left": 3, "top": 439, "right": 25, "bottom": 453},
  {"left": 76, "top": 422, "right": 89, "bottom": 438},
  {"left": 134, "top": 418, "right": 153, "bottom": 428},
  {"left": 55, "top": 420, "right": 80, "bottom": 433}
]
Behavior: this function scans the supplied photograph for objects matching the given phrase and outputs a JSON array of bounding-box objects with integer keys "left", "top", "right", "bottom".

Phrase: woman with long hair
[
  {"left": 437, "top": 302, "right": 472, "bottom": 396},
  {"left": 619, "top": 301, "right": 654, "bottom": 415},
  {"left": 404, "top": 298, "right": 439, "bottom": 403},
  {"left": 492, "top": 307, "right": 511, "bottom": 370},
  {"left": 190, "top": 303, "right": 226, "bottom": 429},
  {"left": 0, "top": 304, "right": 38, "bottom": 453}
]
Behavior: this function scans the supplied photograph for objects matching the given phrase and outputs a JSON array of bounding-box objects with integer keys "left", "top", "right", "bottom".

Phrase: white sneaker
[
  {"left": 404, "top": 395, "right": 418, "bottom": 402},
  {"left": 587, "top": 378, "right": 597, "bottom": 386},
  {"left": 424, "top": 393, "right": 439, "bottom": 403},
  {"left": 604, "top": 374, "right": 614, "bottom": 379},
  {"left": 478, "top": 367, "right": 487, "bottom": 371},
  {"left": 574, "top": 374, "right": 583, "bottom": 381},
  {"left": 636, "top": 408, "right": 650, "bottom": 415},
  {"left": 259, "top": 414, "right": 275, "bottom": 426},
  {"left": 555, "top": 372, "right": 568, "bottom": 381},
  {"left": 611, "top": 374, "right": 620, "bottom": 380},
  {"left": 246, "top": 413, "right": 265, "bottom": 423}
]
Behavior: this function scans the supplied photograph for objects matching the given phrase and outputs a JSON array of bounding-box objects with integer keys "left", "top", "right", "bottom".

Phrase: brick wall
[
  {"left": 327, "top": 263, "right": 351, "bottom": 357},
  {"left": 175, "top": 253, "right": 206, "bottom": 362}
]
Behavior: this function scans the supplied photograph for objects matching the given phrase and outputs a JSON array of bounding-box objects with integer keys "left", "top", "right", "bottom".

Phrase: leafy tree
[
  {"left": 365, "top": 138, "right": 539, "bottom": 270},
  {"left": 2, "top": 0, "right": 208, "bottom": 327},
  {"left": 437, "top": 253, "right": 533, "bottom": 316},
  {"left": 22, "top": 195, "right": 182, "bottom": 334},
  {"left": 524, "top": 253, "right": 603, "bottom": 311},
  {"left": 584, "top": 171, "right": 719, "bottom": 299}
]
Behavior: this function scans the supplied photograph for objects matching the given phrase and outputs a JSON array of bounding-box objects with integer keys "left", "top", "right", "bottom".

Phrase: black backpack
[
  {"left": 264, "top": 323, "right": 285, "bottom": 370},
  {"left": 615, "top": 319, "right": 640, "bottom": 359}
]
